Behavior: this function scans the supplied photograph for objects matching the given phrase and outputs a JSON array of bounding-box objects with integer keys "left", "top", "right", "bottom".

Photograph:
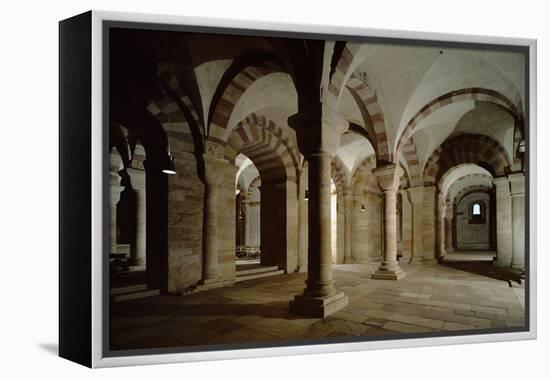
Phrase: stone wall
[
  {"left": 456, "top": 192, "right": 490, "bottom": 250},
  {"left": 217, "top": 166, "right": 238, "bottom": 282},
  {"left": 260, "top": 179, "right": 299, "bottom": 272},
  {"left": 336, "top": 194, "right": 345, "bottom": 264},
  {"left": 245, "top": 186, "right": 261, "bottom": 247},
  {"left": 421, "top": 186, "right": 437, "bottom": 260},
  {"left": 166, "top": 149, "right": 204, "bottom": 293},
  {"left": 400, "top": 190, "right": 412, "bottom": 261},
  {"left": 351, "top": 192, "right": 382, "bottom": 263}
]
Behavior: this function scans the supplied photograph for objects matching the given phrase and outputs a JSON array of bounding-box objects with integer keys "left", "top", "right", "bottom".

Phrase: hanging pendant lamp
[{"left": 162, "top": 111, "right": 177, "bottom": 175}]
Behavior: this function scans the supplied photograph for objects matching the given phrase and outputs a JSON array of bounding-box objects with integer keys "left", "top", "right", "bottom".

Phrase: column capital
[
  {"left": 445, "top": 206, "right": 453, "bottom": 219},
  {"left": 203, "top": 154, "right": 234, "bottom": 186},
  {"left": 260, "top": 180, "right": 288, "bottom": 190},
  {"left": 110, "top": 150, "right": 123, "bottom": 173},
  {"left": 109, "top": 151, "right": 124, "bottom": 205},
  {"left": 204, "top": 139, "right": 226, "bottom": 160},
  {"left": 437, "top": 192, "right": 447, "bottom": 212},
  {"left": 127, "top": 167, "right": 146, "bottom": 192},
  {"left": 373, "top": 164, "right": 404, "bottom": 192},
  {"left": 407, "top": 186, "right": 424, "bottom": 204},
  {"left": 423, "top": 184, "right": 436, "bottom": 194},
  {"left": 493, "top": 176, "right": 510, "bottom": 188},
  {"left": 288, "top": 102, "right": 348, "bottom": 156},
  {"left": 110, "top": 184, "right": 124, "bottom": 206},
  {"left": 343, "top": 190, "right": 353, "bottom": 201},
  {"left": 508, "top": 172, "right": 525, "bottom": 196}
]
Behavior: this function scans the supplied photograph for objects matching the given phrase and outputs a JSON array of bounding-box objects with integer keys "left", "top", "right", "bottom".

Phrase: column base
[
  {"left": 289, "top": 291, "right": 348, "bottom": 318},
  {"left": 372, "top": 261, "right": 406, "bottom": 280},
  {"left": 409, "top": 256, "right": 424, "bottom": 264},
  {"left": 344, "top": 257, "right": 355, "bottom": 264},
  {"left": 295, "top": 266, "right": 308, "bottom": 273},
  {"left": 372, "top": 270, "right": 407, "bottom": 280},
  {"left": 198, "top": 277, "right": 228, "bottom": 290},
  {"left": 493, "top": 258, "right": 512, "bottom": 268},
  {"left": 128, "top": 265, "right": 146, "bottom": 272},
  {"left": 128, "top": 258, "right": 146, "bottom": 267},
  {"left": 512, "top": 262, "right": 525, "bottom": 269}
]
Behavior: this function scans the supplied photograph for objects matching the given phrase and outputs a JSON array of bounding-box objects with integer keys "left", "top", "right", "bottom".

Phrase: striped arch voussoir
[
  {"left": 157, "top": 66, "right": 204, "bottom": 135},
  {"left": 402, "top": 139, "right": 421, "bottom": 186},
  {"left": 146, "top": 97, "right": 196, "bottom": 154},
  {"left": 209, "top": 66, "right": 278, "bottom": 142},
  {"left": 331, "top": 156, "right": 350, "bottom": 194},
  {"left": 452, "top": 185, "right": 493, "bottom": 207},
  {"left": 351, "top": 155, "right": 380, "bottom": 195},
  {"left": 327, "top": 44, "right": 358, "bottom": 98},
  {"left": 346, "top": 75, "right": 390, "bottom": 162},
  {"left": 396, "top": 88, "right": 524, "bottom": 161},
  {"left": 422, "top": 134, "right": 511, "bottom": 186},
  {"left": 226, "top": 113, "right": 300, "bottom": 184}
]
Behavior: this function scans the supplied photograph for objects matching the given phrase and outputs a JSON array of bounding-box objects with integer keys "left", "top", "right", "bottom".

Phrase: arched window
[{"left": 469, "top": 201, "right": 485, "bottom": 224}]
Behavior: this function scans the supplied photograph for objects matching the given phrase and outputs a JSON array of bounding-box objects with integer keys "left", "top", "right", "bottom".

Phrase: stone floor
[{"left": 110, "top": 257, "right": 526, "bottom": 351}]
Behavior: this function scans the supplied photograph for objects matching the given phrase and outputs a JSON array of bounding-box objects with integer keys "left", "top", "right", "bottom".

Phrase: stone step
[
  {"left": 110, "top": 284, "right": 148, "bottom": 295},
  {"left": 111, "top": 288, "right": 160, "bottom": 302},
  {"left": 235, "top": 269, "right": 285, "bottom": 282},
  {"left": 236, "top": 265, "right": 279, "bottom": 277}
]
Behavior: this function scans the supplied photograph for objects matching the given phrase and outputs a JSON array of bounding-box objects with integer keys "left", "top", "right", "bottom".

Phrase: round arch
[
  {"left": 395, "top": 87, "right": 524, "bottom": 162},
  {"left": 225, "top": 115, "right": 300, "bottom": 272}
]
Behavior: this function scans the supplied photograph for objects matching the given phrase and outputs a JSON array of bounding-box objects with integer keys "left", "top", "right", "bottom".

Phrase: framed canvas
[{"left": 59, "top": 10, "right": 537, "bottom": 368}]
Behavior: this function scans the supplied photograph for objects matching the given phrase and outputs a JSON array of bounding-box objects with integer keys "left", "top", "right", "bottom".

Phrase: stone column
[
  {"left": 343, "top": 190, "right": 354, "bottom": 263},
  {"left": 509, "top": 173, "right": 525, "bottom": 269},
  {"left": 407, "top": 186, "right": 424, "bottom": 264},
  {"left": 436, "top": 194, "right": 447, "bottom": 259},
  {"left": 399, "top": 189, "right": 412, "bottom": 262},
  {"left": 445, "top": 206, "right": 454, "bottom": 253},
  {"left": 494, "top": 176, "right": 513, "bottom": 267},
  {"left": 200, "top": 154, "right": 226, "bottom": 286},
  {"left": 127, "top": 168, "right": 146, "bottom": 266},
  {"left": 422, "top": 185, "right": 437, "bottom": 261},
  {"left": 296, "top": 167, "right": 308, "bottom": 272},
  {"left": 288, "top": 103, "right": 349, "bottom": 317},
  {"left": 372, "top": 164, "right": 406, "bottom": 280},
  {"left": 260, "top": 179, "right": 298, "bottom": 272},
  {"left": 109, "top": 151, "right": 124, "bottom": 255},
  {"left": 243, "top": 199, "right": 250, "bottom": 246}
]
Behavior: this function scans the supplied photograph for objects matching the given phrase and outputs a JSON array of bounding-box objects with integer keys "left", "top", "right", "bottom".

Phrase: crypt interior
[{"left": 108, "top": 28, "right": 527, "bottom": 350}]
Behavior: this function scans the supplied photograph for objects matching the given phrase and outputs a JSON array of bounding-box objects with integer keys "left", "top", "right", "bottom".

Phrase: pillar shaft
[
  {"left": 343, "top": 191, "right": 354, "bottom": 263},
  {"left": 382, "top": 190, "right": 398, "bottom": 263},
  {"left": 127, "top": 168, "right": 146, "bottom": 266},
  {"left": 288, "top": 103, "right": 349, "bottom": 317},
  {"left": 494, "top": 176, "right": 513, "bottom": 267},
  {"left": 109, "top": 152, "right": 123, "bottom": 255},
  {"left": 436, "top": 195, "right": 446, "bottom": 259},
  {"left": 445, "top": 207, "right": 454, "bottom": 253},
  {"left": 297, "top": 167, "right": 308, "bottom": 272},
  {"left": 200, "top": 154, "right": 227, "bottom": 285},
  {"left": 407, "top": 186, "right": 424, "bottom": 264},
  {"left": 110, "top": 192, "right": 122, "bottom": 254},
  {"left": 372, "top": 164, "right": 406, "bottom": 280},
  {"left": 131, "top": 191, "right": 146, "bottom": 265},
  {"left": 509, "top": 173, "right": 525, "bottom": 269},
  {"left": 203, "top": 183, "right": 219, "bottom": 280},
  {"left": 399, "top": 189, "right": 412, "bottom": 262},
  {"left": 304, "top": 152, "right": 335, "bottom": 297}
]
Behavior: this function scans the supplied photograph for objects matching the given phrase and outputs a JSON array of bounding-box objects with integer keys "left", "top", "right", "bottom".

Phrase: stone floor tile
[{"left": 111, "top": 263, "right": 526, "bottom": 350}]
